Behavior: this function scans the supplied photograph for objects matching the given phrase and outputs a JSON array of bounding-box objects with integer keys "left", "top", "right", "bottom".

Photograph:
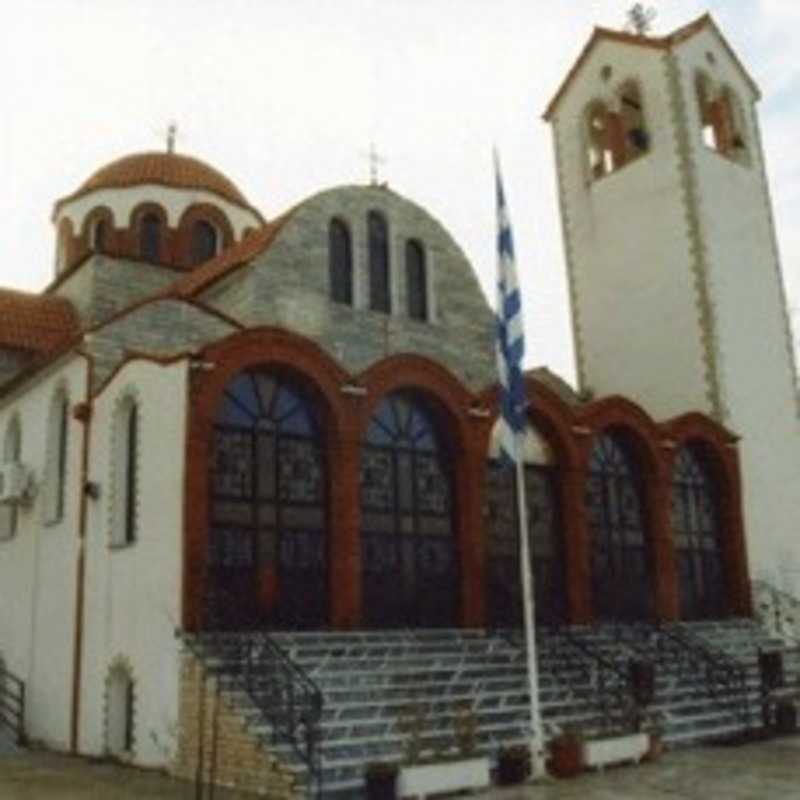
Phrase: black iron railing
[
  {"left": 0, "top": 662, "right": 25, "bottom": 746},
  {"left": 540, "top": 622, "right": 641, "bottom": 735},
  {"left": 184, "top": 632, "right": 323, "bottom": 799},
  {"left": 752, "top": 579, "right": 800, "bottom": 645},
  {"left": 658, "top": 624, "right": 753, "bottom": 732}
]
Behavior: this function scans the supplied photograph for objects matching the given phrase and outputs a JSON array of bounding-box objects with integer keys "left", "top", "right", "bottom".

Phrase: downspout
[{"left": 69, "top": 349, "right": 94, "bottom": 753}]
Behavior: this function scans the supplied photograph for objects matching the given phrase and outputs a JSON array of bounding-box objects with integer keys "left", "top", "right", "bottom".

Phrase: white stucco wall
[
  {"left": 78, "top": 358, "right": 188, "bottom": 766},
  {"left": 550, "top": 39, "right": 712, "bottom": 417},
  {"left": 0, "top": 354, "right": 86, "bottom": 750},
  {"left": 551, "top": 25, "right": 800, "bottom": 596},
  {"left": 673, "top": 30, "right": 800, "bottom": 593},
  {"left": 55, "top": 184, "right": 262, "bottom": 241}
]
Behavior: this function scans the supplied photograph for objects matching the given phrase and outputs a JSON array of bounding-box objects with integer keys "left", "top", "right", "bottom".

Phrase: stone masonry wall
[{"left": 172, "top": 653, "right": 300, "bottom": 799}]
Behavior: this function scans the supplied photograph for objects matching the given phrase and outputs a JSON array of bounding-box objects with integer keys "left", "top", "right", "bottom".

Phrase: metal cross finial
[
  {"left": 363, "top": 141, "right": 386, "bottom": 185},
  {"left": 166, "top": 122, "right": 178, "bottom": 154},
  {"left": 626, "top": 3, "right": 657, "bottom": 36}
]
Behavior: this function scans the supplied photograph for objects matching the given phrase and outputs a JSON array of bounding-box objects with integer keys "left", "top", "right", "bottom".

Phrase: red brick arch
[
  {"left": 662, "top": 413, "right": 751, "bottom": 616},
  {"left": 578, "top": 396, "right": 677, "bottom": 621},
  {"left": 182, "top": 327, "right": 354, "bottom": 630},
  {"left": 357, "top": 354, "right": 484, "bottom": 626},
  {"left": 176, "top": 203, "right": 235, "bottom": 268}
]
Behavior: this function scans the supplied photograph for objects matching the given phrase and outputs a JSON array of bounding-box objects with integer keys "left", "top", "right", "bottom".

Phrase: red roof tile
[
  {"left": 54, "top": 151, "right": 255, "bottom": 215},
  {"left": 0, "top": 290, "right": 80, "bottom": 354},
  {"left": 543, "top": 14, "right": 760, "bottom": 120}
]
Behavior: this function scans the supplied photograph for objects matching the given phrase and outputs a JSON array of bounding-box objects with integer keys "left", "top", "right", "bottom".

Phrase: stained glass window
[
  {"left": 587, "top": 432, "right": 652, "bottom": 620},
  {"left": 360, "top": 391, "right": 457, "bottom": 627},
  {"left": 672, "top": 444, "right": 726, "bottom": 619}
]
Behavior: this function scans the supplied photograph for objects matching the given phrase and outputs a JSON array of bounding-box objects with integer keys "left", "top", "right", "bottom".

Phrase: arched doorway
[
  {"left": 485, "top": 423, "right": 565, "bottom": 627},
  {"left": 207, "top": 368, "right": 328, "bottom": 629},
  {"left": 586, "top": 431, "right": 654, "bottom": 621},
  {"left": 360, "top": 391, "right": 459, "bottom": 627},
  {"left": 672, "top": 444, "right": 727, "bottom": 619}
]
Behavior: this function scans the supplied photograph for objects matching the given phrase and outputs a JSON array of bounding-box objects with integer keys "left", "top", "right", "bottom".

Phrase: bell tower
[{"left": 545, "top": 15, "right": 800, "bottom": 592}]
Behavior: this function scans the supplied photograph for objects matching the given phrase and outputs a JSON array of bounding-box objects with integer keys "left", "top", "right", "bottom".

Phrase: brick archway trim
[
  {"left": 182, "top": 327, "right": 354, "bottom": 630},
  {"left": 661, "top": 412, "right": 751, "bottom": 616}
]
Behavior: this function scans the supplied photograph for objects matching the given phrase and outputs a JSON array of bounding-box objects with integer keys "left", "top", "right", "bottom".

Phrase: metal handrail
[
  {"left": 658, "top": 623, "right": 753, "bottom": 732},
  {"left": 542, "top": 622, "right": 640, "bottom": 735},
  {"left": 752, "top": 579, "right": 800, "bottom": 644},
  {"left": 0, "top": 663, "right": 25, "bottom": 745},
  {"left": 183, "top": 631, "right": 323, "bottom": 799}
]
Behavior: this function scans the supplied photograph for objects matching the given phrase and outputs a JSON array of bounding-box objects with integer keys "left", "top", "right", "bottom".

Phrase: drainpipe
[{"left": 69, "top": 350, "right": 94, "bottom": 753}]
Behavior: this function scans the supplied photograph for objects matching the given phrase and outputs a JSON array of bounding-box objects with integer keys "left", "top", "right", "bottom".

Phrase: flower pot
[
  {"left": 497, "top": 747, "right": 530, "bottom": 785},
  {"left": 365, "top": 767, "right": 397, "bottom": 800},
  {"left": 547, "top": 736, "right": 582, "bottom": 779}
]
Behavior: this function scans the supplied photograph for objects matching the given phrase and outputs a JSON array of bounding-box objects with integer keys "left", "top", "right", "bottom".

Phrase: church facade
[{"left": 0, "top": 12, "right": 794, "bottom": 781}]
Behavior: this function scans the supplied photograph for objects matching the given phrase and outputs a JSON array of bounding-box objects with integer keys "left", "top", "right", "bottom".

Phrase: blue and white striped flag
[{"left": 494, "top": 152, "right": 526, "bottom": 467}]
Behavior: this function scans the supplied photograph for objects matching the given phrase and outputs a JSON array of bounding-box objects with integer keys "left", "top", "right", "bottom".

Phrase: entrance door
[
  {"left": 360, "top": 392, "right": 459, "bottom": 628},
  {"left": 208, "top": 369, "right": 328, "bottom": 630}
]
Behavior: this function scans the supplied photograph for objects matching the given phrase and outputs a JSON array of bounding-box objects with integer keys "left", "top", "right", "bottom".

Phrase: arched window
[
  {"left": 405, "top": 239, "right": 428, "bottom": 321},
  {"left": 328, "top": 218, "right": 353, "bottom": 305},
  {"left": 0, "top": 418, "right": 21, "bottom": 541},
  {"left": 485, "top": 423, "right": 565, "bottom": 626},
  {"left": 360, "top": 391, "right": 458, "bottom": 627},
  {"left": 106, "top": 663, "right": 135, "bottom": 756},
  {"left": 585, "top": 432, "right": 653, "bottom": 620},
  {"left": 139, "top": 213, "right": 162, "bottom": 262},
  {"left": 44, "top": 389, "right": 69, "bottom": 525},
  {"left": 93, "top": 219, "right": 108, "bottom": 254},
  {"left": 190, "top": 220, "right": 218, "bottom": 265},
  {"left": 585, "top": 101, "right": 616, "bottom": 179},
  {"left": 124, "top": 406, "right": 138, "bottom": 545},
  {"left": 367, "top": 211, "right": 390, "bottom": 313},
  {"left": 618, "top": 80, "right": 649, "bottom": 161},
  {"left": 696, "top": 74, "right": 748, "bottom": 163},
  {"left": 209, "top": 369, "right": 328, "bottom": 629},
  {"left": 112, "top": 399, "right": 138, "bottom": 547},
  {"left": 672, "top": 444, "right": 726, "bottom": 619}
]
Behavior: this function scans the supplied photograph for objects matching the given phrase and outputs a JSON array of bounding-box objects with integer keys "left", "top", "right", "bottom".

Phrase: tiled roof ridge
[{"left": 0, "top": 289, "right": 81, "bottom": 355}]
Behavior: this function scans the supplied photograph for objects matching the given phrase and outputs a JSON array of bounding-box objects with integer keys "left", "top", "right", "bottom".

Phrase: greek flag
[{"left": 494, "top": 152, "right": 526, "bottom": 467}]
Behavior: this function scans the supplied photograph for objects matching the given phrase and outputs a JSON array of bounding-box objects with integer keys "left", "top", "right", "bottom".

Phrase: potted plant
[
  {"left": 547, "top": 729, "right": 583, "bottom": 778},
  {"left": 364, "top": 761, "right": 398, "bottom": 800},
  {"left": 497, "top": 744, "right": 530, "bottom": 785}
]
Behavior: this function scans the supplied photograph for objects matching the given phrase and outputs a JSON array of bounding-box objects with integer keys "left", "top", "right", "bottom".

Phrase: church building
[{"left": 0, "top": 12, "right": 796, "bottom": 797}]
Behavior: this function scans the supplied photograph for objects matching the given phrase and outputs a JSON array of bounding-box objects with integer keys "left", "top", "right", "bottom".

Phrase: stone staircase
[{"left": 191, "top": 619, "right": 797, "bottom": 795}]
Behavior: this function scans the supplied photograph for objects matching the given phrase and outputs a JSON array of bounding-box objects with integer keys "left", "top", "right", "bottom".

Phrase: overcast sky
[{"left": 1, "top": 0, "right": 798, "bottom": 384}]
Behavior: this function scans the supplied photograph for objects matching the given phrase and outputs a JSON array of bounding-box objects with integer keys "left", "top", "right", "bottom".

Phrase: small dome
[{"left": 54, "top": 151, "right": 251, "bottom": 213}]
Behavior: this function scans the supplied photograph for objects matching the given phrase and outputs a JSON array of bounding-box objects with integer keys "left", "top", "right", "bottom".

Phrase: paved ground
[{"left": 0, "top": 736, "right": 799, "bottom": 799}]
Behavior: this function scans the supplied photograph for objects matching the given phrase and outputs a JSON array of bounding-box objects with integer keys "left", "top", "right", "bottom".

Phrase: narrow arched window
[
  {"left": 93, "top": 219, "right": 108, "bottom": 254},
  {"left": 139, "top": 213, "right": 162, "bottom": 262},
  {"left": 405, "top": 239, "right": 428, "bottom": 321},
  {"left": 0, "top": 418, "right": 21, "bottom": 541},
  {"left": 329, "top": 219, "right": 353, "bottom": 305},
  {"left": 44, "top": 391, "right": 69, "bottom": 524},
  {"left": 190, "top": 221, "right": 218, "bottom": 265},
  {"left": 124, "top": 405, "right": 138, "bottom": 545},
  {"left": 618, "top": 81, "right": 649, "bottom": 161},
  {"left": 368, "top": 211, "right": 390, "bottom": 313}
]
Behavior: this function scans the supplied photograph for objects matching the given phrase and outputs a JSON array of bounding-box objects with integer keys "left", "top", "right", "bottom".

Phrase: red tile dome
[{"left": 54, "top": 151, "right": 252, "bottom": 213}]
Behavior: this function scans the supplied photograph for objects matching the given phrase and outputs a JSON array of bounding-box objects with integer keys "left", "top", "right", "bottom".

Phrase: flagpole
[
  {"left": 493, "top": 148, "right": 546, "bottom": 780},
  {"left": 514, "top": 432, "right": 547, "bottom": 779}
]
